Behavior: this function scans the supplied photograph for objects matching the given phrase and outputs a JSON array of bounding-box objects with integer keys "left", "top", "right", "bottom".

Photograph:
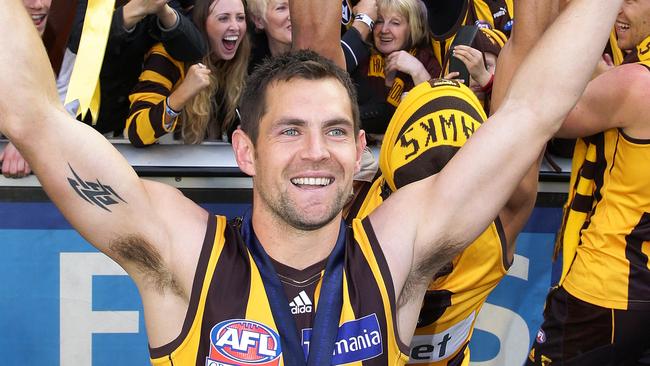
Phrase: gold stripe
[
  {"left": 387, "top": 78, "right": 405, "bottom": 107},
  {"left": 637, "top": 35, "right": 650, "bottom": 62},
  {"left": 133, "top": 110, "right": 159, "bottom": 145},
  {"left": 472, "top": 1, "right": 496, "bottom": 28},
  {"left": 560, "top": 144, "right": 597, "bottom": 284},
  {"left": 244, "top": 252, "right": 284, "bottom": 365},
  {"left": 150, "top": 216, "right": 228, "bottom": 365},
  {"left": 140, "top": 69, "right": 175, "bottom": 91},
  {"left": 352, "top": 220, "right": 410, "bottom": 363}
]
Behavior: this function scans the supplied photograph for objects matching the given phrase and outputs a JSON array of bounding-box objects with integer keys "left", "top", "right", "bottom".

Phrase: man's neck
[{"left": 251, "top": 209, "right": 342, "bottom": 270}]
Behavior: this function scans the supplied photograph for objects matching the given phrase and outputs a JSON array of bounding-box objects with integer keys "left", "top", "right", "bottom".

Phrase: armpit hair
[
  {"left": 398, "top": 238, "right": 460, "bottom": 307},
  {"left": 109, "top": 235, "right": 186, "bottom": 299}
]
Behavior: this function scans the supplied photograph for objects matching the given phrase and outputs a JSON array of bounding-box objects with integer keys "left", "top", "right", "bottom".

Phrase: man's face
[
  {"left": 23, "top": 0, "right": 51, "bottom": 36},
  {"left": 250, "top": 78, "right": 364, "bottom": 231},
  {"left": 616, "top": 0, "right": 650, "bottom": 50}
]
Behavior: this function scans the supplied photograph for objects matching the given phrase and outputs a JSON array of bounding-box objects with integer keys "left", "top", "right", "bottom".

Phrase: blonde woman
[
  {"left": 247, "top": 0, "right": 291, "bottom": 71},
  {"left": 351, "top": 0, "right": 439, "bottom": 137},
  {"left": 126, "top": 0, "right": 251, "bottom": 146}
]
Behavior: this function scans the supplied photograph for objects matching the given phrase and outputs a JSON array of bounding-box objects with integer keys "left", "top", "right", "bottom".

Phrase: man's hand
[
  {"left": 452, "top": 45, "right": 492, "bottom": 89},
  {"left": 350, "top": 0, "right": 377, "bottom": 40},
  {"left": 353, "top": 0, "right": 378, "bottom": 22},
  {"left": 167, "top": 63, "right": 211, "bottom": 111},
  {"left": 384, "top": 50, "right": 431, "bottom": 86},
  {"left": 0, "top": 142, "right": 31, "bottom": 178},
  {"left": 123, "top": 0, "right": 177, "bottom": 30}
]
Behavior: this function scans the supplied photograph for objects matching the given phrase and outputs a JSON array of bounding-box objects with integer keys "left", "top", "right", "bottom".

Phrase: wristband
[
  {"left": 479, "top": 73, "right": 494, "bottom": 93},
  {"left": 354, "top": 13, "right": 374, "bottom": 31},
  {"left": 165, "top": 97, "right": 181, "bottom": 118}
]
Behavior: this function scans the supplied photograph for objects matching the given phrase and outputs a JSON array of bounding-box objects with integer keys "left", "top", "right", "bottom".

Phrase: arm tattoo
[{"left": 67, "top": 163, "right": 127, "bottom": 212}]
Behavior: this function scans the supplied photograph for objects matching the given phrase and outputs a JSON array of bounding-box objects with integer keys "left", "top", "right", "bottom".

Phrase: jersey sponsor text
[
  {"left": 409, "top": 311, "right": 475, "bottom": 363},
  {"left": 302, "top": 313, "right": 383, "bottom": 365}
]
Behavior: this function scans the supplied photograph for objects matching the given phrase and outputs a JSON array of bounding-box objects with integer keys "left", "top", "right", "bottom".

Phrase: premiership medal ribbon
[{"left": 241, "top": 211, "right": 346, "bottom": 366}]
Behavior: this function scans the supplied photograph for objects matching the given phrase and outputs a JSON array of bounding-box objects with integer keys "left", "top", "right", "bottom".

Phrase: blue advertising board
[{"left": 0, "top": 198, "right": 564, "bottom": 365}]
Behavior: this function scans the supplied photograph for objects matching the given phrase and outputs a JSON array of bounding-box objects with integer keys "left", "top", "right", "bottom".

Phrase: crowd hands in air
[{"left": 4, "top": 0, "right": 507, "bottom": 177}]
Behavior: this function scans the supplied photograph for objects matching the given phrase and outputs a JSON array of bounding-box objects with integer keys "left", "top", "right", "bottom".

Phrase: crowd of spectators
[{"left": 2, "top": 0, "right": 509, "bottom": 177}]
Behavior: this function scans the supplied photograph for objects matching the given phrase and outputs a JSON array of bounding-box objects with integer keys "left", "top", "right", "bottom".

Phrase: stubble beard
[{"left": 259, "top": 184, "right": 350, "bottom": 231}]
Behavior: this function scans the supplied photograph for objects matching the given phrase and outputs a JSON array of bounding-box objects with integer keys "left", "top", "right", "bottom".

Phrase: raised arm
[
  {"left": 369, "top": 0, "right": 622, "bottom": 328},
  {"left": 490, "top": 0, "right": 560, "bottom": 112},
  {"left": 0, "top": 0, "right": 207, "bottom": 294},
  {"left": 423, "top": 0, "right": 620, "bottom": 253},
  {"left": 490, "top": 0, "right": 560, "bottom": 253},
  {"left": 290, "top": 0, "right": 346, "bottom": 67}
]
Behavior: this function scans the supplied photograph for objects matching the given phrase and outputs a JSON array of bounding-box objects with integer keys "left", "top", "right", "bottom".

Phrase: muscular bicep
[{"left": 16, "top": 111, "right": 194, "bottom": 269}]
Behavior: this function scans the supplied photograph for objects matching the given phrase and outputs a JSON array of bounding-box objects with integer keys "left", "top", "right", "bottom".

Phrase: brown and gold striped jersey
[
  {"left": 351, "top": 79, "right": 510, "bottom": 366},
  {"left": 559, "top": 39, "right": 650, "bottom": 310},
  {"left": 149, "top": 215, "right": 410, "bottom": 365}
]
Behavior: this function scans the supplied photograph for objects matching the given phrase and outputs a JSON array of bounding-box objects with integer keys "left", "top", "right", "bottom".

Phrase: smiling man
[
  {"left": 527, "top": 1, "right": 650, "bottom": 365},
  {"left": 0, "top": 0, "right": 623, "bottom": 364}
]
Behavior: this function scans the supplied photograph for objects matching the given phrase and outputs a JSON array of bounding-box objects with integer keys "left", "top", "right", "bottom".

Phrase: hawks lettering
[
  {"left": 396, "top": 112, "right": 481, "bottom": 161},
  {"left": 439, "top": 114, "right": 458, "bottom": 142}
]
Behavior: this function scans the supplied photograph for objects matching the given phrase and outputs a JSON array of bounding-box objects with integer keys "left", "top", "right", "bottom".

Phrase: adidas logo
[{"left": 289, "top": 291, "right": 313, "bottom": 315}]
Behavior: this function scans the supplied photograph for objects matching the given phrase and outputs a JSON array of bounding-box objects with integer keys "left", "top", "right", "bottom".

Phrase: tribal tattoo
[{"left": 67, "top": 164, "right": 126, "bottom": 212}]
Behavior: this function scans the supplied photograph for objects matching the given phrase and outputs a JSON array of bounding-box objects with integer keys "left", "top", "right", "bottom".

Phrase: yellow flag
[{"left": 65, "top": 0, "right": 116, "bottom": 124}]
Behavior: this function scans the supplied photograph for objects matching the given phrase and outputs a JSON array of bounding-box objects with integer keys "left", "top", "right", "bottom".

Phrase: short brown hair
[{"left": 240, "top": 50, "right": 360, "bottom": 144}]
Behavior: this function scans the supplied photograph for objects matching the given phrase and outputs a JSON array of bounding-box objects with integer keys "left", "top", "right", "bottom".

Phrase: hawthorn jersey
[
  {"left": 149, "top": 215, "right": 409, "bottom": 366},
  {"left": 560, "top": 127, "right": 650, "bottom": 310},
  {"left": 351, "top": 79, "right": 510, "bottom": 365},
  {"left": 558, "top": 41, "right": 650, "bottom": 310}
]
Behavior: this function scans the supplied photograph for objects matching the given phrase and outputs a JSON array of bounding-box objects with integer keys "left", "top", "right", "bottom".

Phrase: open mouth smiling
[
  {"left": 223, "top": 35, "right": 239, "bottom": 51},
  {"left": 290, "top": 177, "right": 334, "bottom": 187},
  {"left": 616, "top": 21, "right": 630, "bottom": 33}
]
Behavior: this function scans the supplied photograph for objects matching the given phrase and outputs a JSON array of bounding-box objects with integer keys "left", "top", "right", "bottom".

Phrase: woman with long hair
[{"left": 126, "top": 0, "right": 251, "bottom": 146}]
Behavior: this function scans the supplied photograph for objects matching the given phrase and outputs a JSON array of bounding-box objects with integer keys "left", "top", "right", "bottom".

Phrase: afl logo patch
[
  {"left": 207, "top": 319, "right": 281, "bottom": 366},
  {"left": 536, "top": 329, "right": 547, "bottom": 344}
]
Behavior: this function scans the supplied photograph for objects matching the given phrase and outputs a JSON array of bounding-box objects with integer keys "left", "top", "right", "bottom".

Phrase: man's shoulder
[
  {"left": 613, "top": 63, "right": 650, "bottom": 103},
  {"left": 594, "top": 63, "right": 650, "bottom": 101}
]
